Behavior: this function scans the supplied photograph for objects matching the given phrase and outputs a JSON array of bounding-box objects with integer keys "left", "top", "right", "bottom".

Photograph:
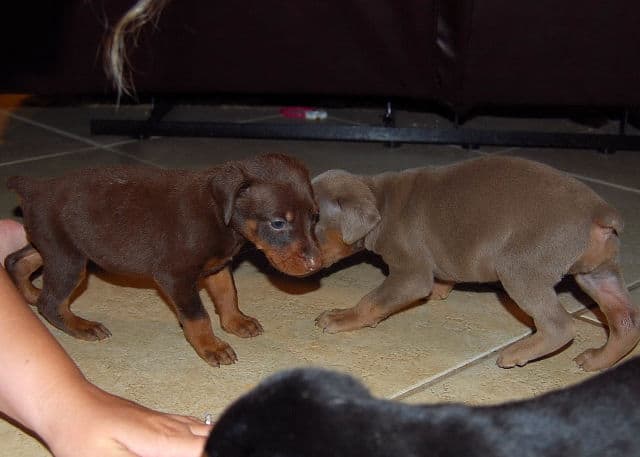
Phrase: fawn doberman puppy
[
  {"left": 312, "top": 156, "right": 640, "bottom": 371},
  {"left": 205, "top": 359, "right": 640, "bottom": 457},
  {"left": 5, "top": 153, "right": 321, "bottom": 366}
]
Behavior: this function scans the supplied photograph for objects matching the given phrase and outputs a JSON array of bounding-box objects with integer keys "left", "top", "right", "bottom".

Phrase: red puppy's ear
[
  {"left": 336, "top": 198, "right": 381, "bottom": 245},
  {"left": 210, "top": 164, "right": 249, "bottom": 225}
]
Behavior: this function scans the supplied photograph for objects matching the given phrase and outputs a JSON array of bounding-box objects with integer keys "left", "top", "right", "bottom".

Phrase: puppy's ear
[
  {"left": 336, "top": 198, "right": 381, "bottom": 245},
  {"left": 210, "top": 164, "right": 249, "bottom": 225}
]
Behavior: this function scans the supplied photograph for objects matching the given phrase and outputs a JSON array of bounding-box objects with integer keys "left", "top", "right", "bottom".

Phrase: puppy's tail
[{"left": 593, "top": 205, "right": 624, "bottom": 235}]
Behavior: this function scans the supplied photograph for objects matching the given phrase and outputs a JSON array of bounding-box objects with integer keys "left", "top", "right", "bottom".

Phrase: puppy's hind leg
[
  {"left": 5, "top": 245, "right": 43, "bottom": 304},
  {"left": 497, "top": 272, "right": 575, "bottom": 368},
  {"left": 37, "top": 252, "right": 111, "bottom": 340},
  {"left": 574, "top": 261, "right": 640, "bottom": 371}
]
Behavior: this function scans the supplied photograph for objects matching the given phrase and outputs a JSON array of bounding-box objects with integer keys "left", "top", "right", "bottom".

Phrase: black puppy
[{"left": 206, "top": 359, "right": 640, "bottom": 456}]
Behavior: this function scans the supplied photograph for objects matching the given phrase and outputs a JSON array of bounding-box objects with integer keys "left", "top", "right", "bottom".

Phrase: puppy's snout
[
  {"left": 301, "top": 245, "right": 322, "bottom": 273},
  {"left": 305, "top": 253, "right": 320, "bottom": 271}
]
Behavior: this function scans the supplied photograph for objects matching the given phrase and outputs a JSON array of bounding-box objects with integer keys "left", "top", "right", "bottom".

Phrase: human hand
[
  {"left": 0, "top": 219, "right": 28, "bottom": 266},
  {"left": 42, "top": 383, "right": 212, "bottom": 457}
]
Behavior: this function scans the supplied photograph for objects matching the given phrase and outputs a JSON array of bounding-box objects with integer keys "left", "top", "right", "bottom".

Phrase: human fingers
[{"left": 165, "top": 414, "right": 213, "bottom": 436}]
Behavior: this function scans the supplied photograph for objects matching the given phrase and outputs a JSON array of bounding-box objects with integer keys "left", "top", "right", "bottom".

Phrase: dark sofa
[{"left": 3, "top": 1, "right": 640, "bottom": 148}]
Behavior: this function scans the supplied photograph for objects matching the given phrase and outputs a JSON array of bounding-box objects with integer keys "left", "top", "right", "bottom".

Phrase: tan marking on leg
[
  {"left": 430, "top": 280, "right": 455, "bottom": 300},
  {"left": 316, "top": 273, "right": 431, "bottom": 333},
  {"left": 315, "top": 298, "right": 389, "bottom": 333},
  {"left": 202, "top": 266, "right": 263, "bottom": 338},
  {"left": 181, "top": 316, "right": 237, "bottom": 366},
  {"left": 574, "top": 262, "right": 640, "bottom": 371}
]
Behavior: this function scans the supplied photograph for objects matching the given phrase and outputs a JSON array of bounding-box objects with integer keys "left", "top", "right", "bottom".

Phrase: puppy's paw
[
  {"left": 67, "top": 319, "right": 112, "bottom": 341},
  {"left": 221, "top": 314, "right": 264, "bottom": 338},
  {"left": 200, "top": 341, "right": 238, "bottom": 367},
  {"left": 496, "top": 348, "right": 529, "bottom": 369},
  {"left": 430, "top": 281, "right": 454, "bottom": 301},
  {"left": 315, "top": 308, "right": 373, "bottom": 333},
  {"left": 574, "top": 348, "right": 609, "bottom": 372}
]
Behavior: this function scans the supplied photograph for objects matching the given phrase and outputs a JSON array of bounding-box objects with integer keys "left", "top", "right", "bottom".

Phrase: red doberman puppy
[
  {"left": 312, "top": 156, "right": 639, "bottom": 371},
  {"left": 6, "top": 153, "right": 321, "bottom": 367}
]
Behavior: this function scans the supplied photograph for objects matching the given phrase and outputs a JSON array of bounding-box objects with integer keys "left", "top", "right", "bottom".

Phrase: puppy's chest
[{"left": 198, "top": 241, "right": 247, "bottom": 277}]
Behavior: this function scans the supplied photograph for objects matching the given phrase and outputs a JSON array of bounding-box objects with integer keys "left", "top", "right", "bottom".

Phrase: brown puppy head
[
  {"left": 212, "top": 153, "right": 321, "bottom": 277},
  {"left": 311, "top": 170, "right": 381, "bottom": 268}
]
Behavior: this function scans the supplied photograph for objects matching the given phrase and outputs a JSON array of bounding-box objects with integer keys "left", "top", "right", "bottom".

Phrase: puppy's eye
[
  {"left": 270, "top": 219, "right": 287, "bottom": 230},
  {"left": 312, "top": 212, "right": 320, "bottom": 223}
]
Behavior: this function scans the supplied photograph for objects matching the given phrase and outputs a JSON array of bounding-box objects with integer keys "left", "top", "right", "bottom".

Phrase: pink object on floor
[{"left": 279, "top": 106, "right": 328, "bottom": 120}]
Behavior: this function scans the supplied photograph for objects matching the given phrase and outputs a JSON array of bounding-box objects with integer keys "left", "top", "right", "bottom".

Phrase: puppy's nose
[
  {"left": 303, "top": 247, "right": 322, "bottom": 272},
  {"left": 306, "top": 255, "right": 319, "bottom": 271}
]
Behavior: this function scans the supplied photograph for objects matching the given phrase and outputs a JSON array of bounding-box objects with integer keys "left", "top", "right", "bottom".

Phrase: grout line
[
  {"left": 569, "top": 173, "right": 640, "bottom": 196},
  {"left": 98, "top": 137, "right": 167, "bottom": 168},
  {"left": 111, "top": 150, "right": 166, "bottom": 169},
  {"left": 576, "top": 314, "right": 606, "bottom": 328},
  {"left": 0, "top": 139, "right": 141, "bottom": 168},
  {"left": 627, "top": 279, "right": 640, "bottom": 292},
  {"left": 388, "top": 329, "right": 532, "bottom": 400},
  {"left": 476, "top": 145, "right": 640, "bottom": 195},
  {"left": 2, "top": 109, "right": 107, "bottom": 148},
  {"left": 0, "top": 146, "right": 98, "bottom": 167},
  {"left": 4, "top": 108, "right": 640, "bottom": 195}
]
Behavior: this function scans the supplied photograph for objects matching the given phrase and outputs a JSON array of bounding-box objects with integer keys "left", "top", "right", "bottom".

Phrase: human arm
[{"left": 0, "top": 221, "right": 211, "bottom": 457}]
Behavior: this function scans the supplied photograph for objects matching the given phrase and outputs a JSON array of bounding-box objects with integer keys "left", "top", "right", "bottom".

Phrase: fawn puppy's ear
[{"left": 335, "top": 197, "right": 381, "bottom": 245}]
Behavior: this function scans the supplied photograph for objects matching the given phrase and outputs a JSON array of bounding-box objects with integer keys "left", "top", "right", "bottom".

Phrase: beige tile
[
  {"left": 402, "top": 318, "right": 640, "bottom": 406},
  {"left": 506, "top": 148, "right": 640, "bottom": 191},
  {"left": 0, "top": 428, "right": 48, "bottom": 457},
  {"left": 0, "top": 116, "right": 90, "bottom": 163},
  {"left": 13, "top": 105, "right": 150, "bottom": 145},
  {"left": 1, "top": 258, "right": 530, "bottom": 445},
  {"left": 3, "top": 106, "right": 639, "bottom": 456},
  {"left": 115, "top": 136, "right": 480, "bottom": 176},
  {"left": 1, "top": 264, "right": 621, "bottom": 456}
]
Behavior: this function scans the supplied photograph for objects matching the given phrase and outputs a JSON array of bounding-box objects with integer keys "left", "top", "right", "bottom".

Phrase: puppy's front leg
[
  {"left": 202, "top": 266, "right": 263, "bottom": 338},
  {"left": 156, "top": 273, "right": 237, "bottom": 367},
  {"left": 316, "top": 270, "right": 434, "bottom": 333},
  {"left": 430, "top": 279, "right": 455, "bottom": 300}
]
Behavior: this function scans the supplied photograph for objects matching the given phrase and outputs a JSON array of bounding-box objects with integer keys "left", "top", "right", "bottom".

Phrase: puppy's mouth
[{"left": 261, "top": 245, "right": 322, "bottom": 277}]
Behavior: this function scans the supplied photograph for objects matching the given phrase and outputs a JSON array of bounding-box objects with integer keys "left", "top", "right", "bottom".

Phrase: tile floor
[{"left": 1, "top": 101, "right": 639, "bottom": 456}]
